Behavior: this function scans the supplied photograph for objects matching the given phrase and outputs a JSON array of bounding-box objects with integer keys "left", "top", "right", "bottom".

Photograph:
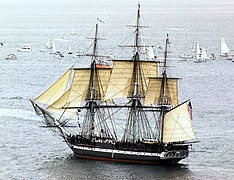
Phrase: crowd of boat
[
  {"left": 1, "top": 28, "right": 233, "bottom": 63},
  {"left": 179, "top": 37, "right": 233, "bottom": 62},
  {"left": 1, "top": 28, "right": 78, "bottom": 61}
]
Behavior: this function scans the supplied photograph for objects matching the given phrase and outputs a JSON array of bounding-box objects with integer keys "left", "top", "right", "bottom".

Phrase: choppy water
[{"left": 0, "top": 0, "right": 234, "bottom": 179}]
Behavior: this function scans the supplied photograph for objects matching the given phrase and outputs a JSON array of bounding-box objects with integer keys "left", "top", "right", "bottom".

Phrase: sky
[
  {"left": 0, "top": 0, "right": 234, "bottom": 12},
  {"left": 1, "top": 0, "right": 234, "bottom": 5}
]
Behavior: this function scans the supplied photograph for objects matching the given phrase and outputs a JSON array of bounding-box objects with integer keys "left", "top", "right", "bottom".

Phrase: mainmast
[
  {"left": 88, "top": 22, "right": 99, "bottom": 101},
  {"left": 123, "top": 4, "right": 153, "bottom": 143},
  {"left": 132, "top": 3, "right": 141, "bottom": 98},
  {"left": 135, "top": 3, "right": 141, "bottom": 54},
  {"left": 92, "top": 22, "right": 98, "bottom": 60},
  {"left": 83, "top": 20, "right": 108, "bottom": 139},
  {"left": 161, "top": 34, "right": 170, "bottom": 104},
  {"left": 160, "top": 34, "right": 170, "bottom": 142},
  {"left": 131, "top": 4, "right": 141, "bottom": 144}
]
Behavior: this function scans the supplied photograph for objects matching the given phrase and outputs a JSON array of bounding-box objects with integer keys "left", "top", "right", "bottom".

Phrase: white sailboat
[
  {"left": 147, "top": 46, "right": 155, "bottom": 59},
  {"left": 68, "top": 45, "right": 73, "bottom": 54},
  {"left": 71, "top": 28, "right": 76, "bottom": 35},
  {"left": 201, "top": 47, "right": 208, "bottom": 61},
  {"left": 52, "top": 40, "right": 56, "bottom": 54},
  {"left": 220, "top": 37, "right": 230, "bottom": 57},
  {"left": 179, "top": 32, "right": 193, "bottom": 61},
  {"left": 143, "top": 42, "right": 156, "bottom": 60},
  {"left": 46, "top": 38, "right": 52, "bottom": 49},
  {"left": 194, "top": 42, "right": 201, "bottom": 63}
]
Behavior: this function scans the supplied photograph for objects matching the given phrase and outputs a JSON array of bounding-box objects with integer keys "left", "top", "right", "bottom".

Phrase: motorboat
[
  {"left": 179, "top": 53, "right": 193, "bottom": 61},
  {"left": 54, "top": 51, "right": 64, "bottom": 59},
  {"left": 5, "top": 53, "right": 17, "bottom": 60},
  {"left": 18, "top": 45, "right": 32, "bottom": 52}
]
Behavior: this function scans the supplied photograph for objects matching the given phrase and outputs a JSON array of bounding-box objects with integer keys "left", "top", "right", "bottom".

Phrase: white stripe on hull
[{"left": 71, "top": 144, "right": 188, "bottom": 161}]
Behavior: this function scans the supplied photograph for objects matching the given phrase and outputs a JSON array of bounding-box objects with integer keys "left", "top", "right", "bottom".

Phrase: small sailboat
[
  {"left": 68, "top": 45, "right": 73, "bottom": 54},
  {"left": 71, "top": 28, "right": 76, "bottom": 35},
  {"left": 144, "top": 43, "right": 156, "bottom": 60},
  {"left": 201, "top": 47, "right": 208, "bottom": 61},
  {"left": 18, "top": 45, "right": 32, "bottom": 52},
  {"left": 5, "top": 53, "right": 17, "bottom": 60},
  {"left": 147, "top": 46, "right": 155, "bottom": 59},
  {"left": 194, "top": 42, "right": 201, "bottom": 63},
  {"left": 51, "top": 40, "right": 56, "bottom": 54},
  {"left": 46, "top": 38, "right": 52, "bottom": 49},
  {"left": 179, "top": 32, "right": 193, "bottom": 61},
  {"left": 209, "top": 53, "right": 215, "bottom": 60},
  {"left": 220, "top": 37, "right": 230, "bottom": 58}
]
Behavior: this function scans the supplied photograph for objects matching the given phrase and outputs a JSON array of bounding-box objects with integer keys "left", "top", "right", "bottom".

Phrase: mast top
[{"left": 162, "top": 34, "right": 170, "bottom": 76}]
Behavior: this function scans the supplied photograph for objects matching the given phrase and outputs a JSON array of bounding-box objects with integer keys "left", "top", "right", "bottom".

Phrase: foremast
[
  {"left": 82, "top": 20, "right": 115, "bottom": 140},
  {"left": 158, "top": 35, "right": 196, "bottom": 144}
]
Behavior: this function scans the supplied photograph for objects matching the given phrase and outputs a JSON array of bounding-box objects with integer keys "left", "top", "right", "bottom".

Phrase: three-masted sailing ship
[{"left": 31, "top": 4, "right": 196, "bottom": 165}]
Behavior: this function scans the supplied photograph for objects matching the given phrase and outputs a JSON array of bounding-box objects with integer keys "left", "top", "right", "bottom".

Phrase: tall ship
[{"left": 31, "top": 4, "right": 197, "bottom": 165}]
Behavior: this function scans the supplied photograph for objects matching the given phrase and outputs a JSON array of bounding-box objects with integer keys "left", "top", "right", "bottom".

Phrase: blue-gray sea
[{"left": 0, "top": 0, "right": 234, "bottom": 179}]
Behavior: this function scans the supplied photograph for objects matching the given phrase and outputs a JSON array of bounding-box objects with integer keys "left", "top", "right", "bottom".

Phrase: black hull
[
  {"left": 31, "top": 103, "right": 190, "bottom": 165},
  {"left": 70, "top": 144, "right": 187, "bottom": 165}
]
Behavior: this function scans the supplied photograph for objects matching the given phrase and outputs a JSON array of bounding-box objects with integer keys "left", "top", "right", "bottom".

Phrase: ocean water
[{"left": 0, "top": 0, "right": 234, "bottom": 179}]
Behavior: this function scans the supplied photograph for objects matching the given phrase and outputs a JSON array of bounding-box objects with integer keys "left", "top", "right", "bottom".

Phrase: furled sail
[
  {"left": 35, "top": 69, "right": 72, "bottom": 105},
  {"left": 104, "top": 60, "right": 158, "bottom": 100},
  {"left": 144, "top": 77, "right": 178, "bottom": 106},
  {"left": 162, "top": 101, "right": 196, "bottom": 143},
  {"left": 47, "top": 68, "right": 111, "bottom": 115}
]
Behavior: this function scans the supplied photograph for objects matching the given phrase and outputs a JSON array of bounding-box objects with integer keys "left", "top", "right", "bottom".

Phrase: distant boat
[
  {"left": 54, "top": 52, "right": 64, "bottom": 59},
  {"left": 209, "top": 53, "right": 215, "bottom": 60},
  {"left": 226, "top": 56, "right": 232, "bottom": 60},
  {"left": 194, "top": 42, "right": 202, "bottom": 63},
  {"left": 52, "top": 40, "right": 56, "bottom": 54},
  {"left": 201, "top": 47, "right": 208, "bottom": 61},
  {"left": 71, "top": 28, "right": 76, "bottom": 35},
  {"left": 18, "top": 45, "right": 32, "bottom": 52},
  {"left": 72, "top": 50, "right": 85, "bottom": 58},
  {"left": 68, "top": 45, "right": 73, "bottom": 54},
  {"left": 46, "top": 38, "right": 52, "bottom": 49},
  {"left": 144, "top": 43, "right": 156, "bottom": 60},
  {"left": 147, "top": 46, "right": 156, "bottom": 59},
  {"left": 179, "top": 53, "right": 193, "bottom": 61},
  {"left": 220, "top": 37, "right": 230, "bottom": 58},
  {"left": 5, "top": 53, "right": 17, "bottom": 60},
  {"left": 179, "top": 32, "right": 193, "bottom": 61}
]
